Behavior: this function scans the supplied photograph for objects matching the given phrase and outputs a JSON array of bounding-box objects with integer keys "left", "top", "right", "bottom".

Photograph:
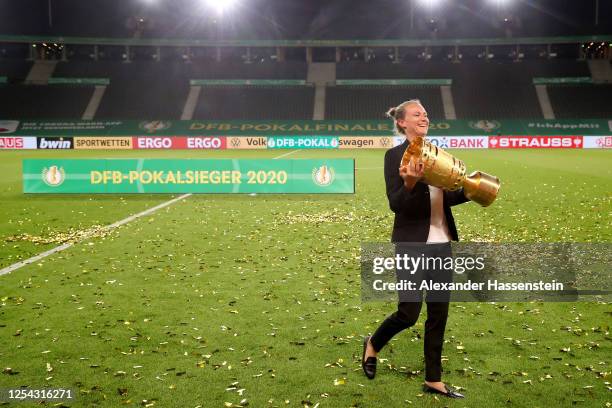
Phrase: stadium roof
[
  {"left": 1, "top": 34, "right": 610, "bottom": 48},
  {"left": 1, "top": 0, "right": 610, "bottom": 41}
]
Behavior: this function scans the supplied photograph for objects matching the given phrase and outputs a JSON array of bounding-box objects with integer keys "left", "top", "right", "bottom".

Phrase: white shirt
[{"left": 427, "top": 185, "right": 452, "bottom": 243}]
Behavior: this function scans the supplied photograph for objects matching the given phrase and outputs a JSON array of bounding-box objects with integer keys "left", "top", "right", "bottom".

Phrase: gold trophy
[{"left": 401, "top": 136, "right": 500, "bottom": 207}]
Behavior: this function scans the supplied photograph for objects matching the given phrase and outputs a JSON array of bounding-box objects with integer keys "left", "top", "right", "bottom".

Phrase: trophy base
[{"left": 463, "top": 171, "right": 500, "bottom": 207}]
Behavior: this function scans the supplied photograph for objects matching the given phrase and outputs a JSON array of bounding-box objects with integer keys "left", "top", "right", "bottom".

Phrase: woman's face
[{"left": 397, "top": 103, "right": 429, "bottom": 138}]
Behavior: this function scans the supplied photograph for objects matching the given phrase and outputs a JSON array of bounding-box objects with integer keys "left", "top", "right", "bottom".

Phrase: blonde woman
[{"left": 361, "top": 100, "right": 467, "bottom": 399}]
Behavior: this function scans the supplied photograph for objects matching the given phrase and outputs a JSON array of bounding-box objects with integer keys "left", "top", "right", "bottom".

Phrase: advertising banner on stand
[
  {"left": 583, "top": 136, "right": 612, "bottom": 149},
  {"left": 74, "top": 137, "right": 133, "bottom": 149},
  {"left": 338, "top": 136, "right": 393, "bottom": 149},
  {"left": 227, "top": 137, "right": 268, "bottom": 149},
  {"left": 0, "top": 136, "right": 37, "bottom": 149},
  {"left": 488, "top": 136, "right": 583, "bottom": 149},
  {"left": 267, "top": 136, "right": 339, "bottom": 149}
]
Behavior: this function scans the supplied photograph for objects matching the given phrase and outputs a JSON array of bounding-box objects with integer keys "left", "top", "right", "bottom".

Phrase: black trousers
[{"left": 369, "top": 242, "right": 452, "bottom": 382}]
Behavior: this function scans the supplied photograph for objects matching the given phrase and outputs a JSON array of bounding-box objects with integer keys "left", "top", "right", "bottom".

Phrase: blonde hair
[{"left": 385, "top": 99, "right": 423, "bottom": 136}]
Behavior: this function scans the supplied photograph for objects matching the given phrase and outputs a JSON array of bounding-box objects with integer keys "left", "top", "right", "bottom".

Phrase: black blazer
[{"left": 384, "top": 139, "right": 469, "bottom": 243}]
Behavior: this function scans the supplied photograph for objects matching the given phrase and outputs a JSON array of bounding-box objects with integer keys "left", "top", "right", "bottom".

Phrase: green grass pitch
[{"left": 0, "top": 148, "right": 610, "bottom": 407}]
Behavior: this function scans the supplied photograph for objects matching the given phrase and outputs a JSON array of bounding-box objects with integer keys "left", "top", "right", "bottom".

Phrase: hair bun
[{"left": 386, "top": 107, "right": 397, "bottom": 119}]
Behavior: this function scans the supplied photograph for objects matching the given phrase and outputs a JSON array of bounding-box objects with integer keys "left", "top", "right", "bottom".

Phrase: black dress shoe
[
  {"left": 422, "top": 383, "right": 465, "bottom": 399},
  {"left": 361, "top": 336, "right": 377, "bottom": 379}
]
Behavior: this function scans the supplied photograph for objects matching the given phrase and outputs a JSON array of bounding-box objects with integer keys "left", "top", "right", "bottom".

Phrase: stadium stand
[
  {"left": 335, "top": 60, "right": 592, "bottom": 119},
  {"left": 0, "top": 59, "right": 33, "bottom": 82},
  {"left": 0, "top": 84, "right": 93, "bottom": 119},
  {"left": 55, "top": 61, "right": 190, "bottom": 119},
  {"left": 450, "top": 60, "right": 592, "bottom": 119},
  {"left": 336, "top": 62, "right": 456, "bottom": 79},
  {"left": 325, "top": 85, "right": 444, "bottom": 120},
  {"left": 2, "top": 57, "right": 608, "bottom": 120},
  {"left": 54, "top": 60, "right": 307, "bottom": 80},
  {"left": 51, "top": 60, "right": 309, "bottom": 119},
  {"left": 340, "top": 60, "right": 590, "bottom": 78},
  {"left": 193, "top": 85, "right": 314, "bottom": 120},
  {"left": 451, "top": 62, "right": 542, "bottom": 119},
  {"left": 548, "top": 84, "right": 612, "bottom": 118},
  {"left": 185, "top": 61, "right": 308, "bottom": 79}
]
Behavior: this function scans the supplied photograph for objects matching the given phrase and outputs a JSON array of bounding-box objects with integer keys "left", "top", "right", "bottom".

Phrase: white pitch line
[
  {"left": 0, "top": 149, "right": 300, "bottom": 277},
  {"left": 0, "top": 193, "right": 192, "bottom": 276},
  {"left": 0, "top": 242, "right": 75, "bottom": 277},
  {"left": 272, "top": 149, "right": 299, "bottom": 159}
]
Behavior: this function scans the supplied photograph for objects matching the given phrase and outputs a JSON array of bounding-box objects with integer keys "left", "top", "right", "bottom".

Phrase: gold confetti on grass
[
  {"left": 333, "top": 377, "right": 346, "bottom": 386},
  {"left": 5, "top": 224, "right": 114, "bottom": 245},
  {"left": 275, "top": 208, "right": 387, "bottom": 225}
]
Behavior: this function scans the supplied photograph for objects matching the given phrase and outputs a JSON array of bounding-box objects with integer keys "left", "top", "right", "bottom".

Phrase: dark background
[{"left": 1, "top": 0, "right": 610, "bottom": 39}]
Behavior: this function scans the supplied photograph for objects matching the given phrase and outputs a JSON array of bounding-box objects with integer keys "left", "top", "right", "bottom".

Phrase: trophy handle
[
  {"left": 463, "top": 171, "right": 500, "bottom": 207},
  {"left": 400, "top": 136, "right": 424, "bottom": 168}
]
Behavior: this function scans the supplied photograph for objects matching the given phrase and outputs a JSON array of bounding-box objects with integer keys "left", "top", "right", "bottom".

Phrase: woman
[{"left": 361, "top": 99, "right": 468, "bottom": 399}]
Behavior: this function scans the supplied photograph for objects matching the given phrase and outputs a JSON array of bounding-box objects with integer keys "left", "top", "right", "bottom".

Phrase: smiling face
[{"left": 397, "top": 102, "right": 429, "bottom": 138}]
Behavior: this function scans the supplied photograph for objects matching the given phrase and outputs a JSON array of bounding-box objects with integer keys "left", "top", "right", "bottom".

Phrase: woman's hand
[{"left": 399, "top": 158, "right": 424, "bottom": 191}]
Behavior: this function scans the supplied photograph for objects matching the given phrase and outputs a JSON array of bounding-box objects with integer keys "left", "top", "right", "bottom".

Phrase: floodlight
[
  {"left": 205, "top": 0, "right": 238, "bottom": 14},
  {"left": 488, "top": 0, "right": 512, "bottom": 5},
  {"left": 416, "top": 0, "right": 443, "bottom": 8}
]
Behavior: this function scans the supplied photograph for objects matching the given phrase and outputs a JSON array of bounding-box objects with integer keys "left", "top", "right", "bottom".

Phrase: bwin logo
[{"left": 39, "top": 138, "right": 72, "bottom": 149}]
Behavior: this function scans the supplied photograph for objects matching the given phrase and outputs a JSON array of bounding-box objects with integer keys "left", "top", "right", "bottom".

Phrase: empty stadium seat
[
  {"left": 186, "top": 61, "right": 308, "bottom": 79},
  {"left": 325, "top": 85, "right": 444, "bottom": 120},
  {"left": 336, "top": 60, "right": 591, "bottom": 119},
  {"left": 0, "top": 84, "right": 93, "bottom": 119},
  {"left": 52, "top": 60, "right": 309, "bottom": 119},
  {"left": 193, "top": 85, "right": 314, "bottom": 120},
  {"left": 1, "top": 59, "right": 606, "bottom": 120},
  {"left": 337, "top": 62, "right": 455, "bottom": 79},
  {"left": 451, "top": 61, "right": 590, "bottom": 119},
  {"left": 548, "top": 84, "right": 612, "bottom": 118},
  {"left": 0, "top": 59, "right": 34, "bottom": 82},
  {"left": 54, "top": 60, "right": 307, "bottom": 80},
  {"left": 54, "top": 61, "right": 190, "bottom": 119}
]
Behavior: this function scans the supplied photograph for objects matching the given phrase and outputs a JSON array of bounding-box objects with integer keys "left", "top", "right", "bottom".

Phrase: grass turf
[{"left": 0, "top": 148, "right": 610, "bottom": 407}]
